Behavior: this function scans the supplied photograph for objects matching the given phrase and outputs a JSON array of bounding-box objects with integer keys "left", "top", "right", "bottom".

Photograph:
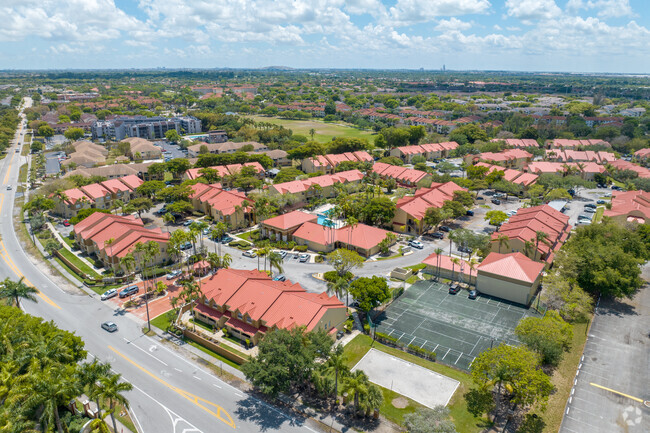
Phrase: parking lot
[{"left": 373, "top": 280, "right": 541, "bottom": 370}]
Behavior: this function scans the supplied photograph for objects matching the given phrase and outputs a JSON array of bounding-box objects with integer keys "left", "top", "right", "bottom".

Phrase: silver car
[
  {"left": 100, "top": 288, "right": 118, "bottom": 301},
  {"left": 101, "top": 321, "right": 118, "bottom": 332}
]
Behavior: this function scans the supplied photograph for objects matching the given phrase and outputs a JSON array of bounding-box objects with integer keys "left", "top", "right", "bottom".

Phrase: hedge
[{"left": 372, "top": 331, "right": 437, "bottom": 362}]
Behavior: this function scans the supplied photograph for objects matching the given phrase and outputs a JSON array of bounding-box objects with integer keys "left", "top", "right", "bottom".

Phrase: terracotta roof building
[
  {"left": 302, "top": 151, "right": 373, "bottom": 174},
  {"left": 474, "top": 162, "right": 538, "bottom": 187},
  {"left": 189, "top": 183, "right": 254, "bottom": 229},
  {"left": 195, "top": 268, "right": 347, "bottom": 345},
  {"left": 525, "top": 161, "right": 606, "bottom": 181},
  {"left": 187, "top": 141, "right": 268, "bottom": 157},
  {"left": 121, "top": 137, "right": 162, "bottom": 160},
  {"left": 491, "top": 204, "right": 571, "bottom": 266},
  {"left": 268, "top": 170, "right": 364, "bottom": 204},
  {"left": 290, "top": 221, "right": 394, "bottom": 257},
  {"left": 603, "top": 190, "right": 650, "bottom": 223},
  {"left": 372, "top": 162, "right": 432, "bottom": 187},
  {"left": 184, "top": 162, "right": 265, "bottom": 181},
  {"left": 393, "top": 182, "right": 467, "bottom": 233},
  {"left": 53, "top": 175, "right": 144, "bottom": 217},
  {"left": 260, "top": 210, "right": 318, "bottom": 242},
  {"left": 422, "top": 253, "right": 475, "bottom": 284},
  {"left": 73, "top": 213, "right": 169, "bottom": 272},
  {"left": 476, "top": 252, "right": 545, "bottom": 305},
  {"left": 389, "top": 141, "right": 459, "bottom": 163},
  {"left": 465, "top": 149, "right": 533, "bottom": 169}
]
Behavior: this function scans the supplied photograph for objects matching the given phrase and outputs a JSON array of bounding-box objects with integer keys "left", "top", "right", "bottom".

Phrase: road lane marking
[
  {"left": 123, "top": 338, "right": 168, "bottom": 366},
  {"left": 108, "top": 345, "right": 235, "bottom": 429},
  {"left": 0, "top": 195, "right": 60, "bottom": 309},
  {"left": 3, "top": 153, "right": 13, "bottom": 184},
  {"left": 589, "top": 383, "right": 644, "bottom": 403}
]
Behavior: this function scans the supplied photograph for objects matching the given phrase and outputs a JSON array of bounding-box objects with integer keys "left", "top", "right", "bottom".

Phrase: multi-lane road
[{"left": 2, "top": 100, "right": 319, "bottom": 433}]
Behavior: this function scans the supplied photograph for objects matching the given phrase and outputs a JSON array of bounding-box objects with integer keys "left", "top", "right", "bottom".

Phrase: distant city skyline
[{"left": 1, "top": 0, "right": 648, "bottom": 73}]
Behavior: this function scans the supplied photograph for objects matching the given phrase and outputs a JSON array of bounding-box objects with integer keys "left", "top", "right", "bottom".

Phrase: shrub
[
  {"left": 294, "top": 245, "right": 308, "bottom": 252},
  {"left": 314, "top": 255, "right": 324, "bottom": 263},
  {"left": 323, "top": 270, "right": 354, "bottom": 282}
]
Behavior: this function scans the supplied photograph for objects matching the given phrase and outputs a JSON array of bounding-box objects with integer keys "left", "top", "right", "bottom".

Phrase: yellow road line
[
  {"left": 589, "top": 383, "right": 644, "bottom": 403},
  {"left": 3, "top": 152, "right": 13, "bottom": 184},
  {"left": 109, "top": 345, "right": 236, "bottom": 429},
  {"left": 0, "top": 195, "right": 60, "bottom": 309}
]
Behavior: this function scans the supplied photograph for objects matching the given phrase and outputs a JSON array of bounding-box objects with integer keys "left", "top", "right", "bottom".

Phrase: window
[
  {"left": 237, "top": 312, "right": 243, "bottom": 320},
  {"left": 204, "top": 299, "right": 210, "bottom": 306},
  {"left": 246, "top": 316, "right": 252, "bottom": 324}
]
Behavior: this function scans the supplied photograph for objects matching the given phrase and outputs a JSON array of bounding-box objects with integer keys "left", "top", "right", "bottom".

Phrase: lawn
[
  {"left": 536, "top": 322, "right": 589, "bottom": 433},
  {"left": 57, "top": 248, "right": 102, "bottom": 279},
  {"left": 594, "top": 207, "right": 604, "bottom": 223},
  {"left": 343, "top": 334, "right": 484, "bottom": 432},
  {"left": 245, "top": 115, "right": 375, "bottom": 143},
  {"left": 151, "top": 311, "right": 174, "bottom": 331}
]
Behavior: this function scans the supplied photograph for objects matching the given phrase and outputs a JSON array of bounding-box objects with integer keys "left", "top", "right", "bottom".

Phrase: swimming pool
[{"left": 317, "top": 214, "right": 333, "bottom": 226}]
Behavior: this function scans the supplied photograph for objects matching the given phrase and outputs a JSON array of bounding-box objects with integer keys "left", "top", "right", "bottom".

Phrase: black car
[
  {"left": 466, "top": 210, "right": 474, "bottom": 216},
  {"left": 448, "top": 283, "right": 461, "bottom": 294},
  {"left": 468, "top": 289, "right": 479, "bottom": 300},
  {"left": 491, "top": 198, "right": 501, "bottom": 205},
  {"left": 439, "top": 226, "right": 451, "bottom": 232},
  {"left": 483, "top": 190, "right": 495, "bottom": 196},
  {"left": 458, "top": 245, "right": 473, "bottom": 254},
  {"left": 430, "top": 231, "right": 444, "bottom": 239},
  {"left": 584, "top": 203, "right": 597, "bottom": 209},
  {"left": 611, "top": 185, "right": 622, "bottom": 191}
]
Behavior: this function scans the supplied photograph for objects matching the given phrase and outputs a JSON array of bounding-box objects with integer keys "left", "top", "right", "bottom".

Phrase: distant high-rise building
[{"left": 442, "top": 64, "right": 446, "bottom": 72}]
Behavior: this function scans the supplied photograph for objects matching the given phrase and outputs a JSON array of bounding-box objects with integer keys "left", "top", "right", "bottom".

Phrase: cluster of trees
[
  {"left": 0, "top": 302, "right": 132, "bottom": 433},
  {"left": 422, "top": 191, "right": 474, "bottom": 233},
  {"left": 552, "top": 219, "right": 650, "bottom": 299},
  {"left": 0, "top": 106, "right": 19, "bottom": 151},
  {"left": 242, "top": 327, "right": 383, "bottom": 417}
]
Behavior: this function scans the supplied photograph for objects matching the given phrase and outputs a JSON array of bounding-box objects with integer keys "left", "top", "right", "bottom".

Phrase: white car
[
  {"left": 100, "top": 288, "right": 118, "bottom": 301},
  {"left": 243, "top": 250, "right": 257, "bottom": 258},
  {"left": 166, "top": 270, "right": 182, "bottom": 280}
]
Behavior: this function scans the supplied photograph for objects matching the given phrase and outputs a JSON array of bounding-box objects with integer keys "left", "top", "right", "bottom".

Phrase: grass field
[
  {"left": 245, "top": 115, "right": 375, "bottom": 143},
  {"left": 343, "top": 334, "right": 484, "bottom": 432}
]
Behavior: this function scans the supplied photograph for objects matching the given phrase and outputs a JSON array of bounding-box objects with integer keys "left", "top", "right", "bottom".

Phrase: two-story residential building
[
  {"left": 268, "top": 170, "right": 365, "bottom": 205},
  {"left": 371, "top": 162, "right": 432, "bottom": 187},
  {"left": 301, "top": 151, "right": 373, "bottom": 174},
  {"left": 121, "top": 137, "right": 163, "bottom": 160},
  {"left": 389, "top": 141, "right": 459, "bottom": 163},
  {"left": 187, "top": 141, "right": 269, "bottom": 158},
  {"left": 464, "top": 149, "right": 533, "bottom": 170},
  {"left": 392, "top": 182, "right": 467, "bottom": 233},
  {"left": 189, "top": 183, "right": 254, "bottom": 228},
  {"left": 194, "top": 269, "right": 347, "bottom": 345}
]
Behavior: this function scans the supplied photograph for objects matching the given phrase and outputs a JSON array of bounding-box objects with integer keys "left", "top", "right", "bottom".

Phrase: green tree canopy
[
  {"left": 327, "top": 248, "right": 364, "bottom": 278},
  {"left": 515, "top": 311, "right": 573, "bottom": 366},
  {"left": 348, "top": 276, "right": 390, "bottom": 312}
]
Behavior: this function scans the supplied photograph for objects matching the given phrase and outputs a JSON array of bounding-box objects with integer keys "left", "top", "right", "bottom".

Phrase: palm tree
[
  {"left": 268, "top": 251, "right": 284, "bottom": 276},
  {"left": 523, "top": 240, "right": 535, "bottom": 259},
  {"left": 309, "top": 128, "right": 316, "bottom": 141},
  {"left": 496, "top": 234, "right": 509, "bottom": 254},
  {"left": 98, "top": 372, "right": 133, "bottom": 433},
  {"left": 77, "top": 360, "right": 111, "bottom": 420},
  {"left": 434, "top": 247, "right": 443, "bottom": 281},
  {"left": 325, "top": 345, "right": 349, "bottom": 404},
  {"left": 112, "top": 199, "right": 124, "bottom": 215},
  {"left": 162, "top": 212, "right": 176, "bottom": 231},
  {"left": 119, "top": 253, "right": 135, "bottom": 280},
  {"left": 220, "top": 253, "right": 232, "bottom": 270},
  {"left": 534, "top": 231, "right": 550, "bottom": 261},
  {"left": 30, "top": 365, "right": 80, "bottom": 433},
  {"left": 0, "top": 277, "right": 38, "bottom": 309},
  {"left": 211, "top": 222, "right": 228, "bottom": 254},
  {"left": 450, "top": 257, "right": 460, "bottom": 282},
  {"left": 343, "top": 370, "right": 369, "bottom": 415},
  {"left": 206, "top": 252, "right": 221, "bottom": 273},
  {"left": 327, "top": 277, "right": 350, "bottom": 307},
  {"left": 88, "top": 411, "right": 112, "bottom": 433},
  {"left": 180, "top": 278, "right": 201, "bottom": 331},
  {"left": 257, "top": 246, "right": 271, "bottom": 272},
  {"left": 468, "top": 258, "right": 478, "bottom": 288}
]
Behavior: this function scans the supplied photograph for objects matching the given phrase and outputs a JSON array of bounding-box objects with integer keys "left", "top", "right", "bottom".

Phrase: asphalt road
[{"left": 1, "top": 100, "right": 320, "bottom": 433}]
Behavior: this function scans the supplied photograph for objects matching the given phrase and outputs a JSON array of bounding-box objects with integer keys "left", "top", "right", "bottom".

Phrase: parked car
[
  {"left": 242, "top": 250, "right": 257, "bottom": 258},
  {"left": 62, "top": 220, "right": 70, "bottom": 227},
  {"left": 448, "top": 283, "right": 461, "bottom": 294},
  {"left": 409, "top": 240, "right": 424, "bottom": 249},
  {"left": 483, "top": 190, "right": 496, "bottom": 196},
  {"left": 203, "top": 228, "right": 211, "bottom": 235},
  {"left": 597, "top": 200, "right": 606, "bottom": 204},
  {"left": 6, "top": 185, "right": 11, "bottom": 190},
  {"left": 220, "top": 235, "right": 234, "bottom": 244},
  {"left": 274, "top": 250, "right": 288, "bottom": 259},
  {"left": 465, "top": 210, "right": 474, "bottom": 216},
  {"left": 424, "top": 232, "right": 444, "bottom": 240},
  {"left": 100, "top": 289, "right": 118, "bottom": 301},
  {"left": 180, "top": 242, "right": 192, "bottom": 250},
  {"left": 119, "top": 285, "right": 139, "bottom": 298},
  {"left": 166, "top": 270, "right": 182, "bottom": 280},
  {"left": 584, "top": 203, "right": 597, "bottom": 209},
  {"left": 491, "top": 198, "right": 501, "bottom": 205},
  {"left": 272, "top": 274, "right": 286, "bottom": 282},
  {"left": 183, "top": 220, "right": 193, "bottom": 226},
  {"left": 439, "top": 226, "right": 451, "bottom": 232},
  {"left": 458, "top": 245, "right": 473, "bottom": 254},
  {"left": 468, "top": 289, "right": 479, "bottom": 300},
  {"left": 583, "top": 207, "right": 596, "bottom": 214},
  {"left": 299, "top": 253, "right": 310, "bottom": 262},
  {"left": 101, "top": 321, "right": 118, "bottom": 333},
  {"left": 611, "top": 185, "right": 622, "bottom": 191},
  {"left": 506, "top": 210, "right": 517, "bottom": 216}
]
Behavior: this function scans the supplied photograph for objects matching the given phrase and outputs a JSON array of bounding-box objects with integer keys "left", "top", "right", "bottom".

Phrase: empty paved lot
[{"left": 560, "top": 285, "right": 649, "bottom": 433}]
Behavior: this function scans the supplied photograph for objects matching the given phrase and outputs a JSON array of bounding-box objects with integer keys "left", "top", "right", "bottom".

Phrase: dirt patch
[{"left": 391, "top": 397, "right": 408, "bottom": 409}]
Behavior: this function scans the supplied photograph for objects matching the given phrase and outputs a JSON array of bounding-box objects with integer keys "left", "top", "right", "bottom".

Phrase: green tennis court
[{"left": 373, "top": 280, "right": 542, "bottom": 370}]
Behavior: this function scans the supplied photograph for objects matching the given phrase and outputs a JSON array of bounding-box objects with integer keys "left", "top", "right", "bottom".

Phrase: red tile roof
[
  {"left": 477, "top": 252, "right": 545, "bottom": 283},
  {"left": 397, "top": 181, "right": 467, "bottom": 220},
  {"left": 292, "top": 221, "right": 391, "bottom": 251},
  {"left": 262, "top": 210, "right": 318, "bottom": 230},
  {"left": 422, "top": 253, "right": 471, "bottom": 273},
  {"left": 604, "top": 190, "right": 650, "bottom": 222},
  {"left": 271, "top": 170, "right": 364, "bottom": 195}
]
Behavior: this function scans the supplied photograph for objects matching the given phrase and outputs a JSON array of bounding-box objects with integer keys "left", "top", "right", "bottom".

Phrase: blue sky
[{"left": 0, "top": 0, "right": 648, "bottom": 73}]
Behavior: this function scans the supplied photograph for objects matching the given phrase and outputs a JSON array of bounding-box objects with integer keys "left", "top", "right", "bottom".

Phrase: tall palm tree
[
  {"left": 434, "top": 247, "right": 443, "bottom": 281},
  {"left": 30, "top": 365, "right": 80, "bottom": 433},
  {"left": 0, "top": 277, "right": 38, "bottom": 309},
  {"left": 77, "top": 360, "right": 111, "bottom": 420},
  {"left": 450, "top": 257, "right": 460, "bottom": 282},
  {"left": 325, "top": 345, "right": 349, "bottom": 404},
  {"left": 342, "top": 370, "right": 369, "bottom": 416},
  {"left": 119, "top": 253, "right": 135, "bottom": 280},
  {"left": 206, "top": 252, "right": 221, "bottom": 273},
  {"left": 211, "top": 222, "right": 228, "bottom": 255},
  {"left": 534, "top": 231, "right": 550, "bottom": 261},
  {"left": 268, "top": 251, "right": 284, "bottom": 276},
  {"left": 98, "top": 372, "right": 132, "bottom": 433},
  {"left": 220, "top": 253, "right": 232, "bottom": 270},
  {"left": 496, "top": 234, "right": 509, "bottom": 254},
  {"left": 257, "top": 246, "right": 271, "bottom": 272},
  {"left": 523, "top": 240, "right": 535, "bottom": 259},
  {"left": 468, "top": 258, "right": 478, "bottom": 288},
  {"left": 328, "top": 277, "right": 350, "bottom": 307},
  {"left": 180, "top": 278, "right": 201, "bottom": 331},
  {"left": 162, "top": 212, "right": 176, "bottom": 231}
]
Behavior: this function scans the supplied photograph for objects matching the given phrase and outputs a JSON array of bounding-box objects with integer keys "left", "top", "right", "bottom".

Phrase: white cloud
[
  {"left": 493, "top": 24, "right": 502, "bottom": 31},
  {"left": 435, "top": 18, "right": 473, "bottom": 32},
  {"left": 586, "top": 0, "right": 634, "bottom": 18},
  {"left": 505, "top": 0, "right": 561, "bottom": 22},
  {"left": 388, "top": 0, "right": 491, "bottom": 26}
]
